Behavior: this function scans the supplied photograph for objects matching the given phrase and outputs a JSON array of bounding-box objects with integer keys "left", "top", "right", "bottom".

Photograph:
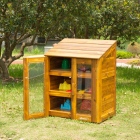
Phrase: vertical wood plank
[
  {"left": 23, "top": 58, "right": 29, "bottom": 120},
  {"left": 113, "top": 43, "right": 117, "bottom": 115},
  {"left": 44, "top": 56, "right": 50, "bottom": 117},
  {"left": 91, "top": 59, "right": 97, "bottom": 122},
  {"left": 71, "top": 58, "right": 77, "bottom": 119},
  {"left": 96, "top": 58, "right": 102, "bottom": 123}
]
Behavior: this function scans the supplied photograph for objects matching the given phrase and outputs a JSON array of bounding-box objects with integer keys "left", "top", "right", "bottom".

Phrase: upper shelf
[
  {"left": 49, "top": 69, "right": 91, "bottom": 78},
  {"left": 50, "top": 69, "right": 71, "bottom": 77}
]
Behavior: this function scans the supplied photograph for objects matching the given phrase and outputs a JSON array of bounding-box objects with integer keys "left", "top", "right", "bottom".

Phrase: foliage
[
  {"left": 0, "top": 0, "right": 140, "bottom": 79},
  {"left": 127, "top": 59, "right": 140, "bottom": 66},
  {"left": 117, "top": 51, "right": 134, "bottom": 59},
  {"left": 127, "top": 42, "right": 140, "bottom": 55},
  {"left": 53, "top": 0, "right": 140, "bottom": 47},
  {"left": 0, "top": 0, "right": 77, "bottom": 78}
]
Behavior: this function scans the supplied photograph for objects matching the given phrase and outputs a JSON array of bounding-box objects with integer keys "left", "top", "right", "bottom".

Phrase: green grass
[{"left": 0, "top": 65, "right": 140, "bottom": 139}]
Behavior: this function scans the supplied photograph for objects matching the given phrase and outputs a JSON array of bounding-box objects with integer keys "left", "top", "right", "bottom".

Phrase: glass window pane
[
  {"left": 29, "top": 62, "right": 44, "bottom": 114},
  {"left": 77, "top": 63, "right": 91, "bottom": 115}
]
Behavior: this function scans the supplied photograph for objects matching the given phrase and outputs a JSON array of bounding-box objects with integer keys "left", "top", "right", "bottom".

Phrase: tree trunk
[{"left": 0, "top": 59, "right": 9, "bottom": 79}]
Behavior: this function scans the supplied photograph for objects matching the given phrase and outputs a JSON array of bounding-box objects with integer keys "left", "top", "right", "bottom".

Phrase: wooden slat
[
  {"left": 113, "top": 45, "right": 117, "bottom": 116},
  {"left": 96, "top": 58, "right": 103, "bottom": 123},
  {"left": 102, "top": 101, "right": 114, "bottom": 112},
  {"left": 54, "top": 45, "right": 111, "bottom": 50},
  {"left": 49, "top": 48, "right": 104, "bottom": 55},
  {"left": 101, "top": 109, "right": 115, "bottom": 122},
  {"left": 71, "top": 58, "right": 77, "bottom": 120},
  {"left": 49, "top": 110, "right": 71, "bottom": 118},
  {"left": 91, "top": 60, "right": 97, "bottom": 122},
  {"left": 44, "top": 56, "right": 50, "bottom": 117},
  {"left": 102, "top": 57, "right": 114, "bottom": 68},
  {"left": 49, "top": 69, "right": 71, "bottom": 77},
  {"left": 58, "top": 42, "right": 112, "bottom": 48},
  {"left": 102, "top": 43, "right": 116, "bottom": 59},
  {"left": 77, "top": 93, "right": 91, "bottom": 100},
  {"left": 102, "top": 70, "right": 115, "bottom": 79},
  {"left": 45, "top": 51, "right": 101, "bottom": 59},
  {"left": 76, "top": 114, "right": 91, "bottom": 122},
  {"left": 23, "top": 58, "right": 29, "bottom": 120},
  {"left": 28, "top": 57, "right": 45, "bottom": 63},
  {"left": 29, "top": 112, "right": 44, "bottom": 119},
  {"left": 49, "top": 90, "right": 71, "bottom": 98},
  {"left": 102, "top": 98, "right": 114, "bottom": 106},
  {"left": 77, "top": 72, "right": 91, "bottom": 78},
  {"left": 77, "top": 59, "right": 91, "bottom": 65},
  {"left": 60, "top": 38, "right": 116, "bottom": 45},
  {"left": 102, "top": 94, "right": 113, "bottom": 102}
]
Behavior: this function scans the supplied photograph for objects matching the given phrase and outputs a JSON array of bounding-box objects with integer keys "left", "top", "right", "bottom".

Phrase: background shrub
[
  {"left": 127, "top": 42, "right": 140, "bottom": 55},
  {"left": 117, "top": 51, "right": 134, "bottom": 59}
]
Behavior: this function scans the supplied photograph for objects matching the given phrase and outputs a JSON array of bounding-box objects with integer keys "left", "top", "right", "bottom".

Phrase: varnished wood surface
[
  {"left": 91, "top": 60, "right": 97, "bottom": 122},
  {"left": 29, "top": 112, "right": 44, "bottom": 119},
  {"left": 49, "top": 110, "right": 71, "bottom": 118},
  {"left": 71, "top": 58, "right": 77, "bottom": 120},
  {"left": 23, "top": 58, "right": 29, "bottom": 120},
  {"left": 44, "top": 56, "right": 50, "bottom": 117},
  {"left": 76, "top": 113, "right": 91, "bottom": 122},
  {"left": 44, "top": 38, "right": 117, "bottom": 59},
  {"left": 59, "top": 38, "right": 116, "bottom": 45},
  {"left": 49, "top": 69, "right": 71, "bottom": 77},
  {"left": 49, "top": 90, "right": 71, "bottom": 98}
]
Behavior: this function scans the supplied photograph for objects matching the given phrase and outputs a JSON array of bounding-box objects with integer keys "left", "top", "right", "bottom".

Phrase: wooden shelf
[
  {"left": 77, "top": 92, "right": 91, "bottom": 100},
  {"left": 49, "top": 69, "right": 91, "bottom": 78},
  {"left": 49, "top": 69, "right": 71, "bottom": 77},
  {"left": 49, "top": 109, "right": 71, "bottom": 118},
  {"left": 49, "top": 90, "right": 71, "bottom": 98},
  {"left": 77, "top": 72, "right": 91, "bottom": 78}
]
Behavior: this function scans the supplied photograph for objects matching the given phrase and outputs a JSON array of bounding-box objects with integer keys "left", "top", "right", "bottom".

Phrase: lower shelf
[
  {"left": 49, "top": 109, "right": 71, "bottom": 118},
  {"left": 49, "top": 109, "right": 91, "bottom": 122}
]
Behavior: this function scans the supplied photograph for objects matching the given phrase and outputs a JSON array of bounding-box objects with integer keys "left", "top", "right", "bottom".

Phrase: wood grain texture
[
  {"left": 76, "top": 114, "right": 91, "bottom": 122},
  {"left": 77, "top": 93, "right": 91, "bottom": 100},
  {"left": 113, "top": 43, "right": 117, "bottom": 115},
  {"left": 71, "top": 58, "right": 77, "bottom": 120},
  {"left": 44, "top": 56, "right": 50, "bottom": 117},
  {"left": 28, "top": 57, "right": 45, "bottom": 63},
  {"left": 49, "top": 90, "right": 71, "bottom": 98},
  {"left": 49, "top": 110, "right": 71, "bottom": 118},
  {"left": 96, "top": 58, "right": 103, "bottom": 123},
  {"left": 49, "top": 69, "right": 71, "bottom": 77},
  {"left": 29, "top": 112, "right": 44, "bottom": 119},
  {"left": 23, "top": 58, "right": 29, "bottom": 120},
  {"left": 91, "top": 60, "right": 97, "bottom": 122},
  {"left": 59, "top": 38, "right": 116, "bottom": 45}
]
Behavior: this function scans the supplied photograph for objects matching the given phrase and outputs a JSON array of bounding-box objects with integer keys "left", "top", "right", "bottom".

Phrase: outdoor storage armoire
[{"left": 23, "top": 38, "right": 117, "bottom": 123}]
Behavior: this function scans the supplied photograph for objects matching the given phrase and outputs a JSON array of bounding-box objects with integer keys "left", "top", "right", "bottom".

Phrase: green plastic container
[{"left": 61, "top": 59, "right": 70, "bottom": 69}]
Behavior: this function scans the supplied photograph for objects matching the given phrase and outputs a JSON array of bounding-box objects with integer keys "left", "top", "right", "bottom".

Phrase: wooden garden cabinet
[{"left": 24, "top": 38, "right": 117, "bottom": 123}]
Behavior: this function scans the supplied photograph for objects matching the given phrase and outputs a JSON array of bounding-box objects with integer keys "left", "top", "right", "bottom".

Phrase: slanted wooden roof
[{"left": 44, "top": 38, "right": 117, "bottom": 59}]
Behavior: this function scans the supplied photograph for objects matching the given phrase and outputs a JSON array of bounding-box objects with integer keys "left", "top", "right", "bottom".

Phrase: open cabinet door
[{"left": 23, "top": 55, "right": 45, "bottom": 120}]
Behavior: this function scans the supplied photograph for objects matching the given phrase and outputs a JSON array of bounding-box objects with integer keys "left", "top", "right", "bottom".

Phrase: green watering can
[{"left": 61, "top": 59, "right": 70, "bottom": 69}]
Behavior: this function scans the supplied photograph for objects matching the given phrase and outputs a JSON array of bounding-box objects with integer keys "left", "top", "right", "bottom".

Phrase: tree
[
  {"left": 51, "top": 0, "right": 140, "bottom": 48},
  {"left": 0, "top": 0, "right": 78, "bottom": 79}
]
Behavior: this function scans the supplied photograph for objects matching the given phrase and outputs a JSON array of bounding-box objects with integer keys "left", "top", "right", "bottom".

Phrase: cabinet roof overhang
[{"left": 44, "top": 38, "right": 117, "bottom": 59}]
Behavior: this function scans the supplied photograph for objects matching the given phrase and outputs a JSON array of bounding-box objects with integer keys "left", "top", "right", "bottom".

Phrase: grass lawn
[{"left": 0, "top": 65, "right": 140, "bottom": 140}]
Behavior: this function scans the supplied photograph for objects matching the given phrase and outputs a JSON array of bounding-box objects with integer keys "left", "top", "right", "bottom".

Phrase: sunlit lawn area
[{"left": 0, "top": 64, "right": 140, "bottom": 140}]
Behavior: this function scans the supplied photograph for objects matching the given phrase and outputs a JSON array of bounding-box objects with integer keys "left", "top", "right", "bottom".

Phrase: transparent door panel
[
  {"left": 29, "top": 62, "right": 44, "bottom": 114},
  {"left": 77, "top": 63, "right": 91, "bottom": 115}
]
